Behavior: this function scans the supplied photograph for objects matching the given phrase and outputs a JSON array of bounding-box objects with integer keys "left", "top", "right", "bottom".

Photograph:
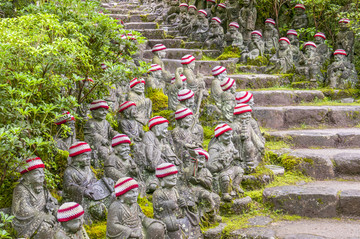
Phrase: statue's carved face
[
  {"left": 161, "top": 173, "right": 178, "bottom": 188},
  {"left": 180, "top": 6, "right": 188, "bottom": 12},
  {"left": 279, "top": 41, "right": 289, "bottom": 50},
  {"left": 157, "top": 50, "right": 166, "bottom": 58},
  {"left": 198, "top": 14, "right": 206, "bottom": 20},
  {"left": 153, "top": 123, "right": 169, "bottom": 139},
  {"left": 207, "top": 1, "right": 215, "bottom": 7},
  {"left": 24, "top": 168, "right": 45, "bottom": 193},
  {"left": 218, "top": 71, "right": 228, "bottom": 81},
  {"left": 188, "top": 61, "right": 196, "bottom": 70},
  {"left": 92, "top": 107, "right": 108, "bottom": 121},
  {"left": 305, "top": 45, "right": 316, "bottom": 56},
  {"left": 247, "top": 97, "right": 254, "bottom": 107},
  {"left": 251, "top": 34, "right": 261, "bottom": 42},
  {"left": 62, "top": 216, "right": 83, "bottom": 234},
  {"left": 265, "top": 23, "right": 274, "bottom": 30},
  {"left": 123, "top": 105, "right": 138, "bottom": 119},
  {"left": 73, "top": 151, "right": 91, "bottom": 168},
  {"left": 66, "top": 120, "right": 76, "bottom": 136},
  {"left": 287, "top": 35, "right": 296, "bottom": 42},
  {"left": 229, "top": 26, "right": 237, "bottom": 33},
  {"left": 335, "top": 54, "right": 345, "bottom": 62},
  {"left": 152, "top": 70, "right": 163, "bottom": 78},
  {"left": 184, "top": 96, "right": 195, "bottom": 108},
  {"left": 197, "top": 155, "right": 206, "bottom": 168},
  {"left": 121, "top": 188, "right": 139, "bottom": 205},
  {"left": 115, "top": 143, "right": 131, "bottom": 159},
  {"left": 314, "top": 36, "right": 324, "bottom": 44},
  {"left": 339, "top": 22, "right": 348, "bottom": 30},
  {"left": 218, "top": 130, "right": 232, "bottom": 145},
  {"left": 243, "top": 0, "right": 250, "bottom": 6},
  {"left": 189, "top": 8, "right": 196, "bottom": 14},
  {"left": 295, "top": 8, "right": 304, "bottom": 15},
  {"left": 132, "top": 82, "right": 145, "bottom": 94},
  {"left": 230, "top": 83, "right": 237, "bottom": 94},
  {"left": 180, "top": 115, "right": 193, "bottom": 128}
]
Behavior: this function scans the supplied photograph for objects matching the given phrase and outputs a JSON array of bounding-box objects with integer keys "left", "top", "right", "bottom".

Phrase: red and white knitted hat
[
  {"left": 120, "top": 34, "right": 127, "bottom": 40},
  {"left": 152, "top": 44, "right": 167, "bottom": 52},
  {"left": 211, "top": 17, "right": 221, "bottom": 24},
  {"left": 178, "top": 89, "right": 194, "bottom": 101},
  {"left": 212, "top": 66, "right": 227, "bottom": 76},
  {"left": 83, "top": 78, "right": 94, "bottom": 83},
  {"left": 304, "top": 41, "right": 317, "bottom": 48},
  {"left": 57, "top": 202, "right": 84, "bottom": 222},
  {"left": 198, "top": 9, "right": 207, "bottom": 16},
  {"left": 179, "top": 3, "right": 188, "bottom": 7},
  {"left": 229, "top": 22, "right": 239, "bottom": 28},
  {"left": 148, "top": 116, "right": 169, "bottom": 130},
  {"left": 194, "top": 148, "right": 209, "bottom": 160},
  {"left": 265, "top": 18, "right": 276, "bottom": 25},
  {"left": 251, "top": 30, "right": 262, "bottom": 38},
  {"left": 101, "top": 63, "right": 107, "bottom": 70},
  {"left": 218, "top": 3, "right": 226, "bottom": 8},
  {"left": 220, "top": 77, "right": 235, "bottom": 91},
  {"left": 55, "top": 111, "right": 75, "bottom": 125},
  {"left": 234, "top": 103, "right": 252, "bottom": 115},
  {"left": 287, "top": 29, "right": 298, "bottom": 37},
  {"left": 112, "top": 134, "right": 131, "bottom": 147},
  {"left": 314, "top": 32, "right": 326, "bottom": 40},
  {"left": 118, "top": 101, "right": 136, "bottom": 113},
  {"left": 20, "top": 157, "right": 45, "bottom": 175},
  {"left": 127, "top": 33, "right": 136, "bottom": 40},
  {"left": 235, "top": 91, "right": 253, "bottom": 104},
  {"left": 156, "top": 163, "right": 178, "bottom": 178},
  {"left": 181, "top": 54, "right": 196, "bottom": 65},
  {"left": 294, "top": 4, "right": 305, "bottom": 10},
  {"left": 175, "top": 108, "right": 193, "bottom": 120},
  {"left": 207, "top": 0, "right": 215, "bottom": 2},
  {"left": 334, "top": 49, "right": 347, "bottom": 56},
  {"left": 69, "top": 142, "right": 92, "bottom": 157},
  {"left": 214, "top": 123, "right": 232, "bottom": 137},
  {"left": 279, "top": 37, "right": 290, "bottom": 44},
  {"left": 130, "top": 78, "right": 145, "bottom": 88},
  {"left": 171, "top": 75, "right": 187, "bottom": 84},
  {"left": 148, "top": 64, "right": 162, "bottom": 72},
  {"left": 115, "top": 177, "right": 139, "bottom": 197},
  {"left": 90, "top": 100, "right": 109, "bottom": 111},
  {"left": 339, "top": 18, "right": 350, "bottom": 24},
  {"left": 188, "top": 5, "right": 197, "bottom": 10}
]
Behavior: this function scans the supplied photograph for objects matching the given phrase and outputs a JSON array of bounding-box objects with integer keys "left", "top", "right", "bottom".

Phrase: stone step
[
  {"left": 105, "top": 5, "right": 140, "bottom": 11},
  {"left": 263, "top": 180, "right": 360, "bottom": 218},
  {"left": 252, "top": 90, "right": 325, "bottom": 106},
  {"left": 238, "top": 65, "right": 266, "bottom": 74},
  {"left": 267, "top": 128, "right": 360, "bottom": 148},
  {"left": 135, "top": 29, "right": 165, "bottom": 39},
  {"left": 143, "top": 48, "right": 203, "bottom": 60},
  {"left": 146, "top": 39, "right": 182, "bottom": 49},
  {"left": 125, "top": 22, "right": 157, "bottom": 30},
  {"left": 203, "top": 74, "right": 289, "bottom": 89},
  {"left": 185, "top": 41, "right": 204, "bottom": 49},
  {"left": 107, "top": 14, "right": 156, "bottom": 23},
  {"left": 253, "top": 105, "right": 360, "bottom": 129},
  {"left": 273, "top": 148, "right": 360, "bottom": 180}
]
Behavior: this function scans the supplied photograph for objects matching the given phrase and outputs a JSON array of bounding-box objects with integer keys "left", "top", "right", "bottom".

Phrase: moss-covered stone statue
[
  {"left": 326, "top": 49, "right": 358, "bottom": 89},
  {"left": 54, "top": 111, "right": 77, "bottom": 152},
  {"left": 263, "top": 18, "right": 279, "bottom": 54},
  {"left": 177, "top": 88, "right": 196, "bottom": 112},
  {"left": 153, "top": 163, "right": 203, "bottom": 238},
  {"left": 231, "top": 104, "right": 265, "bottom": 172},
  {"left": 147, "top": 64, "right": 166, "bottom": 91},
  {"left": 266, "top": 37, "right": 293, "bottom": 74},
  {"left": 177, "top": 3, "right": 191, "bottom": 36},
  {"left": 296, "top": 42, "right": 324, "bottom": 84},
  {"left": 204, "top": 17, "right": 225, "bottom": 50},
  {"left": 54, "top": 202, "right": 90, "bottom": 239},
  {"left": 205, "top": 0, "right": 216, "bottom": 20},
  {"left": 184, "top": 148, "right": 222, "bottom": 225},
  {"left": 191, "top": 9, "right": 209, "bottom": 42},
  {"left": 210, "top": 65, "right": 228, "bottom": 109},
  {"left": 291, "top": 4, "right": 308, "bottom": 30},
  {"left": 172, "top": 108, "right": 204, "bottom": 164},
  {"left": 220, "top": 77, "right": 237, "bottom": 123},
  {"left": 207, "top": 124, "right": 244, "bottom": 201},
  {"left": 238, "top": 0, "right": 257, "bottom": 43},
  {"left": 167, "top": 72, "right": 187, "bottom": 111},
  {"left": 151, "top": 44, "right": 172, "bottom": 81},
  {"left": 182, "top": 5, "right": 198, "bottom": 36},
  {"left": 336, "top": 18, "right": 355, "bottom": 62},
  {"left": 286, "top": 29, "right": 301, "bottom": 65},
  {"left": 215, "top": 3, "right": 228, "bottom": 32},
  {"left": 127, "top": 78, "right": 153, "bottom": 125},
  {"left": 12, "top": 157, "right": 58, "bottom": 238},
  {"left": 84, "top": 100, "right": 118, "bottom": 167},
  {"left": 224, "top": 22, "right": 245, "bottom": 49},
  {"left": 226, "top": 0, "right": 239, "bottom": 23},
  {"left": 314, "top": 32, "right": 330, "bottom": 65},
  {"left": 107, "top": 177, "right": 166, "bottom": 239},
  {"left": 240, "top": 30, "right": 264, "bottom": 63},
  {"left": 63, "top": 142, "right": 115, "bottom": 223}
]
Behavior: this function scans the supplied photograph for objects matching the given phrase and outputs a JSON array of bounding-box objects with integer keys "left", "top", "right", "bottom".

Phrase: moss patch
[
  {"left": 216, "top": 46, "right": 241, "bottom": 60},
  {"left": 247, "top": 56, "right": 269, "bottom": 66},
  {"left": 85, "top": 221, "right": 107, "bottom": 239},
  {"left": 138, "top": 196, "right": 154, "bottom": 218},
  {"left": 146, "top": 88, "right": 168, "bottom": 113}
]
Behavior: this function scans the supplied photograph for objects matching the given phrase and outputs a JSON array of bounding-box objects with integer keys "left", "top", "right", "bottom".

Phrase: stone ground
[{"left": 102, "top": 1, "right": 360, "bottom": 238}]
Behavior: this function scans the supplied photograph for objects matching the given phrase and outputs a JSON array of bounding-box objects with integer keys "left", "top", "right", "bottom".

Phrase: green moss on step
[
  {"left": 216, "top": 46, "right": 241, "bottom": 60},
  {"left": 247, "top": 56, "right": 269, "bottom": 66},
  {"left": 138, "top": 196, "right": 154, "bottom": 218},
  {"left": 145, "top": 88, "right": 168, "bottom": 112},
  {"left": 85, "top": 221, "right": 107, "bottom": 239}
]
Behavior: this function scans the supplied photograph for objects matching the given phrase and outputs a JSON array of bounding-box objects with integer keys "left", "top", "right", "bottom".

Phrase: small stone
[
  {"left": 203, "top": 223, "right": 227, "bottom": 239},
  {"left": 247, "top": 216, "right": 273, "bottom": 226},
  {"left": 231, "top": 196, "right": 252, "bottom": 214},
  {"left": 284, "top": 234, "right": 329, "bottom": 239},
  {"left": 229, "top": 227, "right": 276, "bottom": 239},
  {"left": 340, "top": 98, "right": 355, "bottom": 103},
  {"left": 265, "top": 165, "right": 285, "bottom": 175}
]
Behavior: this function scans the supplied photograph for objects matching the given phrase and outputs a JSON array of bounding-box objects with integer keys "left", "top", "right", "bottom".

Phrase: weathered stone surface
[
  {"left": 247, "top": 216, "right": 273, "bottom": 226},
  {"left": 135, "top": 29, "right": 165, "bottom": 39},
  {"left": 238, "top": 65, "right": 266, "bottom": 74},
  {"left": 283, "top": 234, "right": 330, "bottom": 239},
  {"left": 147, "top": 39, "right": 182, "bottom": 49},
  {"left": 253, "top": 106, "right": 360, "bottom": 129},
  {"left": 267, "top": 128, "right": 360, "bottom": 148},
  {"left": 221, "top": 197, "right": 252, "bottom": 215},
  {"left": 108, "top": 14, "right": 154, "bottom": 23},
  {"left": 339, "top": 189, "right": 360, "bottom": 217},
  {"left": 265, "top": 165, "right": 284, "bottom": 175},
  {"left": 203, "top": 223, "right": 227, "bottom": 239},
  {"left": 143, "top": 48, "right": 203, "bottom": 60},
  {"left": 252, "top": 90, "right": 325, "bottom": 106},
  {"left": 125, "top": 22, "right": 157, "bottom": 30},
  {"left": 184, "top": 41, "right": 205, "bottom": 49},
  {"left": 264, "top": 181, "right": 360, "bottom": 218},
  {"left": 229, "top": 227, "right": 276, "bottom": 239}
]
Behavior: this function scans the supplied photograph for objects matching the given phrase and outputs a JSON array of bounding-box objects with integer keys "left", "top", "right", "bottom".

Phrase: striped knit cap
[
  {"left": 251, "top": 30, "right": 262, "bottom": 38},
  {"left": 112, "top": 134, "right": 131, "bottom": 147},
  {"left": 181, "top": 54, "right": 196, "bottom": 65},
  {"left": 234, "top": 103, "right": 252, "bottom": 115},
  {"left": 90, "top": 100, "right": 109, "bottom": 111},
  {"left": 118, "top": 101, "right": 136, "bottom": 113},
  {"left": 115, "top": 177, "right": 139, "bottom": 197},
  {"left": 55, "top": 111, "right": 75, "bottom": 125},
  {"left": 69, "top": 142, "right": 92, "bottom": 157},
  {"left": 287, "top": 29, "right": 298, "bottom": 37},
  {"left": 148, "top": 64, "right": 162, "bottom": 72},
  {"left": 211, "top": 17, "right": 221, "bottom": 24},
  {"left": 212, "top": 66, "right": 226, "bottom": 76},
  {"left": 179, "top": 3, "right": 188, "bottom": 7},
  {"left": 19, "top": 157, "right": 45, "bottom": 175},
  {"left": 148, "top": 116, "right": 169, "bottom": 130},
  {"left": 279, "top": 37, "right": 290, "bottom": 44},
  {"left": 175, "top": 108, "right": 193, "bottom": 120},
  {"left": 178, "top": 89, "right": 194, "bottom": 101},
  {"left": 314, "top": 32, "right": 326, "bottom": 40},
  {"left": 294, "top": 4, "right": 305, "bottom": 10},
  {"left": 188, "top": 5, "right": 197, "bottom": 10},
  {"left": 198, "top": 10, "right": 207, "bottom": 16},
  {"left": 152, "top": 44, "right": 167, "bottom": 52},
  {"left": 304, "top": 41, "right": 317, "bottom": 48},
  {"left": 215, "top": 123, "right": 232, "bottom": 137},
  {"left": 218, "top": 3, "right": 226, "bottom": 8},
  {"left": 171, "top": 74, "right": 187, "bottom": 84},
  {"left": 339, "top": 18, "right": 350, "bottom": 24},
  {"left": 235, "top": 91, "right": 253, "bottom": 104},
  {"left": 156, "top": 163, "right": 178, "bottom": 178},
  {"left": 265, "top": 18, "right": 276, "bottom": 25},
  {"left": 101, "top": 63, "right": 107, "bottom": 70},
  {"left": 130, "top": 78, "right": 145, "bottom": 88},
  {"left": 57, "top": 202, "right": 84, "bottom": 222},
  {"left": 229, "top": 22, "right": 239, "bottom": 28},
  {"left": 194, "top": 148, "right": 209, "bottom": 160},
  {"left": 220, "top": 77, "right": 235, "bottom": 92},
  {"left": 334, "top": 49, "right": 347, "bottom": 55}
]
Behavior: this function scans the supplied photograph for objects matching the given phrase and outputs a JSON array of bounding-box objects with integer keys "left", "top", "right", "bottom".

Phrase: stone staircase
[{"left": 102, "top": 2, "right": 360, "bottom": 238}]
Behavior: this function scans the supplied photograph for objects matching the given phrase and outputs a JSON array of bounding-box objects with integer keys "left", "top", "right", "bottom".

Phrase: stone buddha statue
[
  {"left": 191, "top": 9, "right": 209, "bottom": 42},
  {"left": 263, "top": 18, "right": 279, "bottom": 54},
  {"left": 336, "top": 18, "right": 355, "bottom": 62},
  {"left": 291, "top": 4, "right": 308, "bottom": 29},
  {"left": 210, "top": 66, "right": 228, "bottom": 109},
  {"left": 296, "top": 42, "right": 324, "bottom": 84},
  {"left": 240, "top": 30, "right": 265, "bottom": 63},
  {"left": 204, "top": 17, "right": 225, "bottom": 50},
  {"left": 266, "top": 37, "right": 293, "bottom": 74},
  {"left": 54, "top": 111, "right": 77, "bottom": 152},
  {"left": 314, "top": 32, "right": 330, "bottom": 65},
  {"left": 238, "top": 0, "right": 257, "bottom": 43},
  {"left": 224, "top": 22, "right": 245, "bottom": 50}
]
